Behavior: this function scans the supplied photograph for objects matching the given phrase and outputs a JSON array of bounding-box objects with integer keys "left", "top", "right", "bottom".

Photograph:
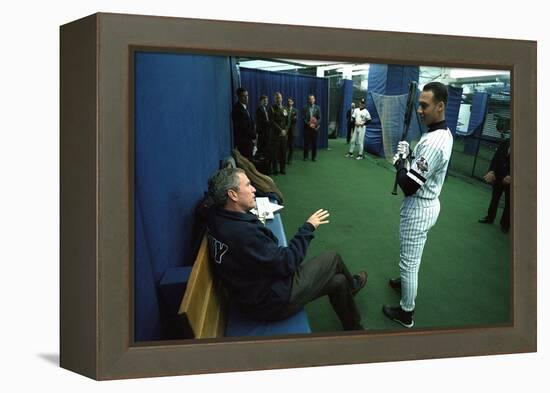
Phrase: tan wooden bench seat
[{"left": 177, "top": 235, "right": 226, "bottom": 339}]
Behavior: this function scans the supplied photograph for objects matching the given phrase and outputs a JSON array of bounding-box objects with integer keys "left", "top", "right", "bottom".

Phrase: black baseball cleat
[
  {"left": 351, "top": 271, "right": 368, "bottom": 296},
  {"left": 389, "top": 277, "right": 401, "bottom": 293},
  {"left": 478, "top": 216, "right": 493, "bottom": 224},
  {"left": 382, "top": 305, "right": 414, "bottom": 328}
]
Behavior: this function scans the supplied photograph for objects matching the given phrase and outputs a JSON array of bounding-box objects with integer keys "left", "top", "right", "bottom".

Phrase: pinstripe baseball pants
[
  {"left": 349, "top": 126, "right": 366, "bottom": 156},
  {"left": 399, "top": 197, "right": 440, "bottom": 311}
]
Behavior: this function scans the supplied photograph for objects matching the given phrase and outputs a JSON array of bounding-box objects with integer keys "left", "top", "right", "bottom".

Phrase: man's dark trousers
[
  {"left": 271, "top": 135, "right": 287, "bottom": 174},
  {"left": 487, "top": 182, "right": 510, "bottom": 230},
  {"left": 346, "top": 123, "right": 353, "bottom": 144},
  {"left": 270, "top": 251, "right": 362, "bottom": 330},
  {"left": 303, "top": 126, "right": 318, "bottom": 160}
]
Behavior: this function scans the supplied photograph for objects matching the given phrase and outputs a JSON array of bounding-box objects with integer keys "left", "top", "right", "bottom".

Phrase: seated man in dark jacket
[{"left": 206, "top": 167, "right": 367, "bottom": 331}]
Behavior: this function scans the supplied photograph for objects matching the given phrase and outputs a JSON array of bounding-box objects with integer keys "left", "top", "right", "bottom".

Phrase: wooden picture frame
[{"left": 60, "top": 12, "right": 536, "bottom": 380}]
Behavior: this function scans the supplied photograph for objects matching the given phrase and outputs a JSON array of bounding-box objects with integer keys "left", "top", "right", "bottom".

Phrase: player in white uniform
[
  {"left": 383, "top": 82, "right": 454, "bottom": 328},
  {"left": 345, "top": 98, "right": 371, "bottom": 160}
]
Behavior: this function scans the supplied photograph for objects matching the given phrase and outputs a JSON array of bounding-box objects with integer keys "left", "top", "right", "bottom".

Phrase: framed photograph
[{"left": 60, "top": 12, "right": 536, "bottom": 380}]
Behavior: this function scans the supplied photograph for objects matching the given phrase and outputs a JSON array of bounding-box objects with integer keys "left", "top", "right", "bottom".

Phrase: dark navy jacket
[
  {"left": 232, "top": 102, "right": 256, "bottom": 159},
  {"left": 206, "top": 207, "right": 315, "bottom": 320},
  {"left": 489, "top": 138, "right": 510, "bottom": 179}
]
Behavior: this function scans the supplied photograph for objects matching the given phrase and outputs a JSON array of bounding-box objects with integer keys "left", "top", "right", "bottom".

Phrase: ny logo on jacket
[{"left": 207, "top": 234, "right": 228, "bottom": 264}]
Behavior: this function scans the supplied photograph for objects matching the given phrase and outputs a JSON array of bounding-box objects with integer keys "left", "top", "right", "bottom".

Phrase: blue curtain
[
  {"left": 134, "top": 52, "right": 233, "bottom": 341},
  {"left": 337, "top": 79, "right": 353, "bottom": 137},
  {"left": 229, "top": 56, "right": 241, "bottom": 148},
  {"left": 135, "top": 196, "right": 162, "bottom": 340},
  {"left": 239, "top": 67, "right": 329, "bottom": 148}
]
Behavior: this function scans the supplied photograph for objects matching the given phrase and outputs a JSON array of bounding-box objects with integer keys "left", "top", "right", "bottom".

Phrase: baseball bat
[{"left": 392, "top": 81, "right": 418, "bottom": 195}]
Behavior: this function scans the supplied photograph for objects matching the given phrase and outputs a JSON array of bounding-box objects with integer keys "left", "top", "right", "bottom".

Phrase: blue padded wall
[
  {"left": 385, "top": 65, "right": 420, "bottom": 96},
  {"left": 364, "top": 64, "right": 419, "bottom": 157},
  {"left": 134, "top": 52, "right": 233, "bottom": 341}
]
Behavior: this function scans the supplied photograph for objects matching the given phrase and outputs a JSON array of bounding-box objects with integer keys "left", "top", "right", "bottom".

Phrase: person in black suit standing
[
  {"left": 286, "top": 97, "right": 298, "bottom": 164},
  {"left": 346, "top": 102, "right": 356, "bottom": 144},
  {"left": 232, "top": 87, "right": 256, "bottom": 160},
  {"left": 269, "top": 92, "right": 289, "bottom": 175},
  {"left": 478, "top": 132, "right": 511, "bottom": 233},
  {"left": 255, "top": 95, "right": 271, "bottom": 159},
  {"left": 302, "top": 94, "right": 322, "bottom": 161}
]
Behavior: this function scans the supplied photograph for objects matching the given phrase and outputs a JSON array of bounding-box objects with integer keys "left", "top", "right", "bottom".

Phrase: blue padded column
[
  {"left": 338, "top": 79, "right": 353, "bottom": 138},
  {"left": 446, "top": 86, "right": 463, "bottom": 136},
  {"left": 464, "top": 92, "right": 490, "bottom": 155}
]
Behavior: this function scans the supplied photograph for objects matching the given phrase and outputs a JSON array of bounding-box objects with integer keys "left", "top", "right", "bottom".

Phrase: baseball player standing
[
  {"left": 345, "top": 98, "right": 371, "bottom": 160},
  {"left": 383, "top": 82, "right": 454, "bottom": 328}
]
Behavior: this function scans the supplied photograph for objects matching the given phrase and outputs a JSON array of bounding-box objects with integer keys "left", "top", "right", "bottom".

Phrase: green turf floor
[{"left": 272, "top": 139, "right": 511, "bottom": 332}]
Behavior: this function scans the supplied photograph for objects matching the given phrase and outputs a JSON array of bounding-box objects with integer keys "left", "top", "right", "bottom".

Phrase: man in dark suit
[
  {"left": 286, "top": 97, "right": 298, "bottom": 164},
  {"left": 346, "top": 102, "right": 356, "bottom": 144},
  {"left": 232, "top": 87, "right": 256, "bottom": 160},
  {"left": 255, "top": 95, "right": 271, "bottom": 159},
  {"left": 269, "top": 92, "right": 289, "bottom": 175},
  {"left": 478, "top": 133, "right": 511, "bottom": 233},
  {"left": 302, "top": 94, "right": 322, "bottom": 161}
]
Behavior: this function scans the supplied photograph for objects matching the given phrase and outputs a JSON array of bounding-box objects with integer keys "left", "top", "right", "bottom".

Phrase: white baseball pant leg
[{"left": 399, "top": 198, "right": 440, "bottom": 311}]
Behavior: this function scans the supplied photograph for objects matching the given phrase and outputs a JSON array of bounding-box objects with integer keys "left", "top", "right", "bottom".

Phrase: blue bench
[{"left": 175, "top": 210, "right": 310, "bottom": 339}]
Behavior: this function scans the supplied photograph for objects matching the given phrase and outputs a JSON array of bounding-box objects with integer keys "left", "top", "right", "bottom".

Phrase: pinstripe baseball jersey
[
  {"left": 407, "top": 127, "right": 453, "bottom": 201},
  {"left": 352, "top": 107, "right": 371, "bottom": 127}
]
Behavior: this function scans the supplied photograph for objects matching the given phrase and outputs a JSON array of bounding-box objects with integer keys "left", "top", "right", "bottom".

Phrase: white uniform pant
[
  {"left": 399, "top": 197, "right": 440, "bottom": 311},
  {"left": 349, "top": 126, "right": 366, "bottom": 156}
]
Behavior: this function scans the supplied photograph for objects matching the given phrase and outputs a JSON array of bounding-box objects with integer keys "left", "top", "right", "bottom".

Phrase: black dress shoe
[
  {"left": 478, "top": 216, "right": 493, "bottom": 224},
  {"left": 389, "top": 277, "right": 401, "bottom": 293},
  {"left": 382, "top": 305, "right": 414, "bottom": 328},
  {"left": 351, "top": 271, "right": 368, "bottom": 296},
  {"left": 501, "top": 226, "right": 509, "bottom": 233}
]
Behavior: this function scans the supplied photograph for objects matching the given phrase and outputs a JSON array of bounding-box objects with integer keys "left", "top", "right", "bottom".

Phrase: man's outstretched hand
[
  {"left": 484, "top": 171, "right": 496, "bottom": 184},
  {"left": 307, "top": 209, "right": 330, "bottom": 229}
]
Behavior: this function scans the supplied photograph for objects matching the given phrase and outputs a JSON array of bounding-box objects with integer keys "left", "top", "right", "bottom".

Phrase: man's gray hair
[{"left": 207, "top": 167, "right": 245, "bottom": 207}]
